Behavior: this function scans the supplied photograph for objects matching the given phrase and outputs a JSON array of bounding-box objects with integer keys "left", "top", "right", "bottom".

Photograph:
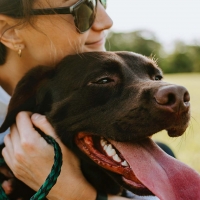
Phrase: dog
[{"left": 1, "top": 51, "right": 200, "bottom": 200}]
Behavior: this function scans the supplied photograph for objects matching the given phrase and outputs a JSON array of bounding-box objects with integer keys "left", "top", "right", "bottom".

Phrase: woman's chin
[{"left": 84, "top": 43, "right": 106, "bottom": 52}]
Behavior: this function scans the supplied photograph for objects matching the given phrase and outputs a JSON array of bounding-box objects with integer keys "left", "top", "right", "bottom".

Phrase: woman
[{"left": 0, "top": 0, "right": 136, "bottom": 199}]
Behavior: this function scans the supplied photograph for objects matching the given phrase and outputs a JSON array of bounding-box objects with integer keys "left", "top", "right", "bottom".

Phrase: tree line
[{"left": 105, "top": 30, "right": 200, "bottom": 73}]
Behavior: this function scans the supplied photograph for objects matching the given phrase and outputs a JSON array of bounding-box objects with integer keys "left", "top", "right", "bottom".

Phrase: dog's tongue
[{"left": 110, "top": 138, "right": 200, "bottom": 200}]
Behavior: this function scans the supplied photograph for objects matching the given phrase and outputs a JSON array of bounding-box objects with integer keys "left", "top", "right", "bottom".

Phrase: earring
[
  {"left": 13, "top": 44, "right": 23, "bottom": 57},
  {"left": 18, "top": 49, "right": 22, "bottom": 57}
]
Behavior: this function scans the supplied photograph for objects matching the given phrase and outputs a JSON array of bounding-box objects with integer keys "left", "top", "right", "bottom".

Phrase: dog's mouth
[
  {"left": 75, "top": 132, "right": 200, "bottom": 199},
  {"left": 75, "top": 132, "right": 148, "bottom": 193}
]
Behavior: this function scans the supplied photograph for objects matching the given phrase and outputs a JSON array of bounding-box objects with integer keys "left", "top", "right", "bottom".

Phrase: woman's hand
[
  {"left": 0, "top": 165, "right": 14, "bottom": 195},
  {"left": 1, "top": 112, "right": 132, "bottom": 200},
  {"left": 2, "top": 112, "right": 96, "bottom": 200}
]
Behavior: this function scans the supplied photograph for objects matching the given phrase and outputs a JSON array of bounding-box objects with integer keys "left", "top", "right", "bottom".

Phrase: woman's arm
[{"left": 2, "top": 112, "right": 96, "bottom": 200}]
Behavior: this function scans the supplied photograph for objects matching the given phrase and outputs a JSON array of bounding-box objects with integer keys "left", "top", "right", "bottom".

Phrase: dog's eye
[
  {"left": 155, "top": 75, "right": 162, "bottom": 81},
  {"left": 94, "top": 77, "right": 114, "bottom": 84}
]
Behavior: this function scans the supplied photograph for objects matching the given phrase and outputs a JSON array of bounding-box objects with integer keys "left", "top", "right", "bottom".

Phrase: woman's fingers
[
  {"left": 1, "top": 179, "right": 15, "bottom": 195},
  {"left": 3, "top": 134, "right": 13, "bottom": 164},
  {"left": 2, "top": 112, "right": 54, "bottom": 189},
  {"left": 15, "top": 112, "right": 39, "bottom": 141},
  {"left": 30, "top": 113, "right": 80, "bottom": 167},
  {"left": 31, "top": 113, "right": 57, "bottom": 138}
]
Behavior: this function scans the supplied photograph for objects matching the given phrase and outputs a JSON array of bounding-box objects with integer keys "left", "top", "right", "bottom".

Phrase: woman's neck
[
  {"left": 0, "top": 66, "right": 19, "bottom": 95},
  {"left": 0, "top": 52, "right": 28, "bottom": 95}
]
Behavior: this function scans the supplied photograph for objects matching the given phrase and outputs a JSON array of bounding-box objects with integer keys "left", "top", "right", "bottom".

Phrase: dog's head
[{"left": 1, "top": 51, "right": 200, "bottom": 199}]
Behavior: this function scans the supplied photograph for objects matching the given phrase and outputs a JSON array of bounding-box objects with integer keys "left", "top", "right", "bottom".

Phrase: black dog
[{"left": 1, "top": 51, "right": 200, "bottom": 200}]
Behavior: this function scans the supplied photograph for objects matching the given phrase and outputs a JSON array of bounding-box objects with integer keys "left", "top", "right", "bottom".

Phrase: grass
[{"left": 152, "top": 73, "right": 200, "bottom": 172}]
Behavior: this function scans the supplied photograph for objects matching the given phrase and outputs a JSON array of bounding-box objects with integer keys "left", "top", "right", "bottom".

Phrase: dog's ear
[{"left": 0, "top": 66, "right": 54, "bottom": 133}]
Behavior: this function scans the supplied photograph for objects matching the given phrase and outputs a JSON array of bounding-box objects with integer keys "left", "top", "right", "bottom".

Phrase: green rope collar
[
  {"left": 96, "top": 192, "right": 108, "bottom": 200},
  {"left": 0, "top": 133, "right": 62, "bottom": 200}
]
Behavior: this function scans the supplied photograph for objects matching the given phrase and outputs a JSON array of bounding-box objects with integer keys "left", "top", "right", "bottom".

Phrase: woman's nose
[{"left": 91, "top": 1, "right": 113, "bottom": 31}]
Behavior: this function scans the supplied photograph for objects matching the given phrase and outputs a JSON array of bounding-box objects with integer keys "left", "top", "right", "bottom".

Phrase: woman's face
[{"left": 19, "top": 0, "right": 113, "bottom": 67}]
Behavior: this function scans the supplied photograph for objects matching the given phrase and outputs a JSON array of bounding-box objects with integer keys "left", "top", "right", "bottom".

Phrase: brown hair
[{"left": 0, "top": 0, "right": 34, "bottom": 65}]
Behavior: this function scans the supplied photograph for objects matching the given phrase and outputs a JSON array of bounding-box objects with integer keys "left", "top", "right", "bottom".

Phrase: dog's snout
[{"left": 154, "top": 85, "right": 190, "bottom": 112}]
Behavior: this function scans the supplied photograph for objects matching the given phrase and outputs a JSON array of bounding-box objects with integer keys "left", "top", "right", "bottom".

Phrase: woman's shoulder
[
  {"left": 0, "top": 86, "right": 10, "bottom": 105},
  {"left": 0, "top": 86, "right": 10, "bottom": 117},
  {"left": 0, "top": 86, "right": 10, "bottom": 143}
]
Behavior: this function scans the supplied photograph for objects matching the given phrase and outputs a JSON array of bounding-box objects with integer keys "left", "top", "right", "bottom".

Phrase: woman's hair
[{"left": 0, "top": 0, "right": 34, "bottom": 65}]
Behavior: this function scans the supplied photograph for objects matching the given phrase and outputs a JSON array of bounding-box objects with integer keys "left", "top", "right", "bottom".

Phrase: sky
[{"left": 106, "top": 0, "right": 200, "bottom": 48}]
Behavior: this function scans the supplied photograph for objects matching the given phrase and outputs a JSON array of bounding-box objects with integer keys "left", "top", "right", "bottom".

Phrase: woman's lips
[{"left": 85, "top": 38, "right": 105, "bottom": 46}]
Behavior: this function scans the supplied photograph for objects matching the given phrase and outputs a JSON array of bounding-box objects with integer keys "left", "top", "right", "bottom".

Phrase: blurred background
[{"left": 106, "top": 0, "right": 200, "bottom": 172}]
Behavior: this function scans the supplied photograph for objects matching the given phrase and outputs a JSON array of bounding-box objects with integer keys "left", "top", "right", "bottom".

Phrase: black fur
[{"left": 0, "top": 51, "right": 190, "bottom": 199}]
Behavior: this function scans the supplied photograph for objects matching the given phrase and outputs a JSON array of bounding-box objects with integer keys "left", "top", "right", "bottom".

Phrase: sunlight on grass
[{"left": 153, "top": 73, "right": 200, "bottom": 172}]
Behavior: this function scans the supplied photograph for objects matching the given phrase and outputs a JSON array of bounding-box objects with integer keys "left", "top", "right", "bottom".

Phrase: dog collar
[{"left": 96, "top": 192, "right": 107, "bottom": 200}]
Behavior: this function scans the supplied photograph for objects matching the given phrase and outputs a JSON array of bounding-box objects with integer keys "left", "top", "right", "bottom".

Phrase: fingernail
[{"left": 31, "top": 113, "right": 40, "bottom": 120}]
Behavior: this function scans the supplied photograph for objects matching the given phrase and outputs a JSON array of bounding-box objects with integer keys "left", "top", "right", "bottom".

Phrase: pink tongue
[{"left": 110, "top": 138, "right": 200, "bottom": 200}]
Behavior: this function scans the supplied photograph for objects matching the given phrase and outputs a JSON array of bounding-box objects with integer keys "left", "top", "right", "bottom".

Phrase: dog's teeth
[
  {"left": 107, "top": 144, "right": 112, "bottom": 150},
  {"left": 108, "top": 149, "right": 116, "bottom": 157},
  {"left": 121, "top": 160, "right": 129, "bottom": 167},
  {"left": 103, "top": 144, "right": 108, "bottom": 150},
  {"left": 106, "top": 144, "right": 116, "bottom": 157},
  {"left": 113, "top": 154, "right": 122, "bottom": 162},
  {"left": 105, "top": 144, "right": 111, "bottom": 152},
  {"left": 100, "top": 139, "right": 107, "bottom": 147},
  {"left": 100, "top": 139, "right": 122, "bottom": 162}
]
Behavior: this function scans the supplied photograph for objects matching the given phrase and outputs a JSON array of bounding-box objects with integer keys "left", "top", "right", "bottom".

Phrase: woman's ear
[{"left": 0, "top": 15, "right": 24, "bottom": 51}]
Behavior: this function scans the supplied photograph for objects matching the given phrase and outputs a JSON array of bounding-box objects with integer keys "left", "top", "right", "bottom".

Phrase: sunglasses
[{"left": 31, "top": 0, "right": 107, "bottom": 33}]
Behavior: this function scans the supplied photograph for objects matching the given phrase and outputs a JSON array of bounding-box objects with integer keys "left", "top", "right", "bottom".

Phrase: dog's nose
[{"left": 154, "top": 85, "right": 190, "bottom": 113}]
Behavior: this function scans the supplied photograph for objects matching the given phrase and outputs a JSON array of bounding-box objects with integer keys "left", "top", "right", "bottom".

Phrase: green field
[{"left": 152, "top": 73, "right": 200, "bottom": 172}]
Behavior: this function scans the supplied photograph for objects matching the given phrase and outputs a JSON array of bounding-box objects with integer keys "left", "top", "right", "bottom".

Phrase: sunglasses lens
[
  {"left": 74, "top": 0, "right": 97, "bottom": 33},
  {"left": 100, "top": 0, "right": 107, "bottom": 9}
]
